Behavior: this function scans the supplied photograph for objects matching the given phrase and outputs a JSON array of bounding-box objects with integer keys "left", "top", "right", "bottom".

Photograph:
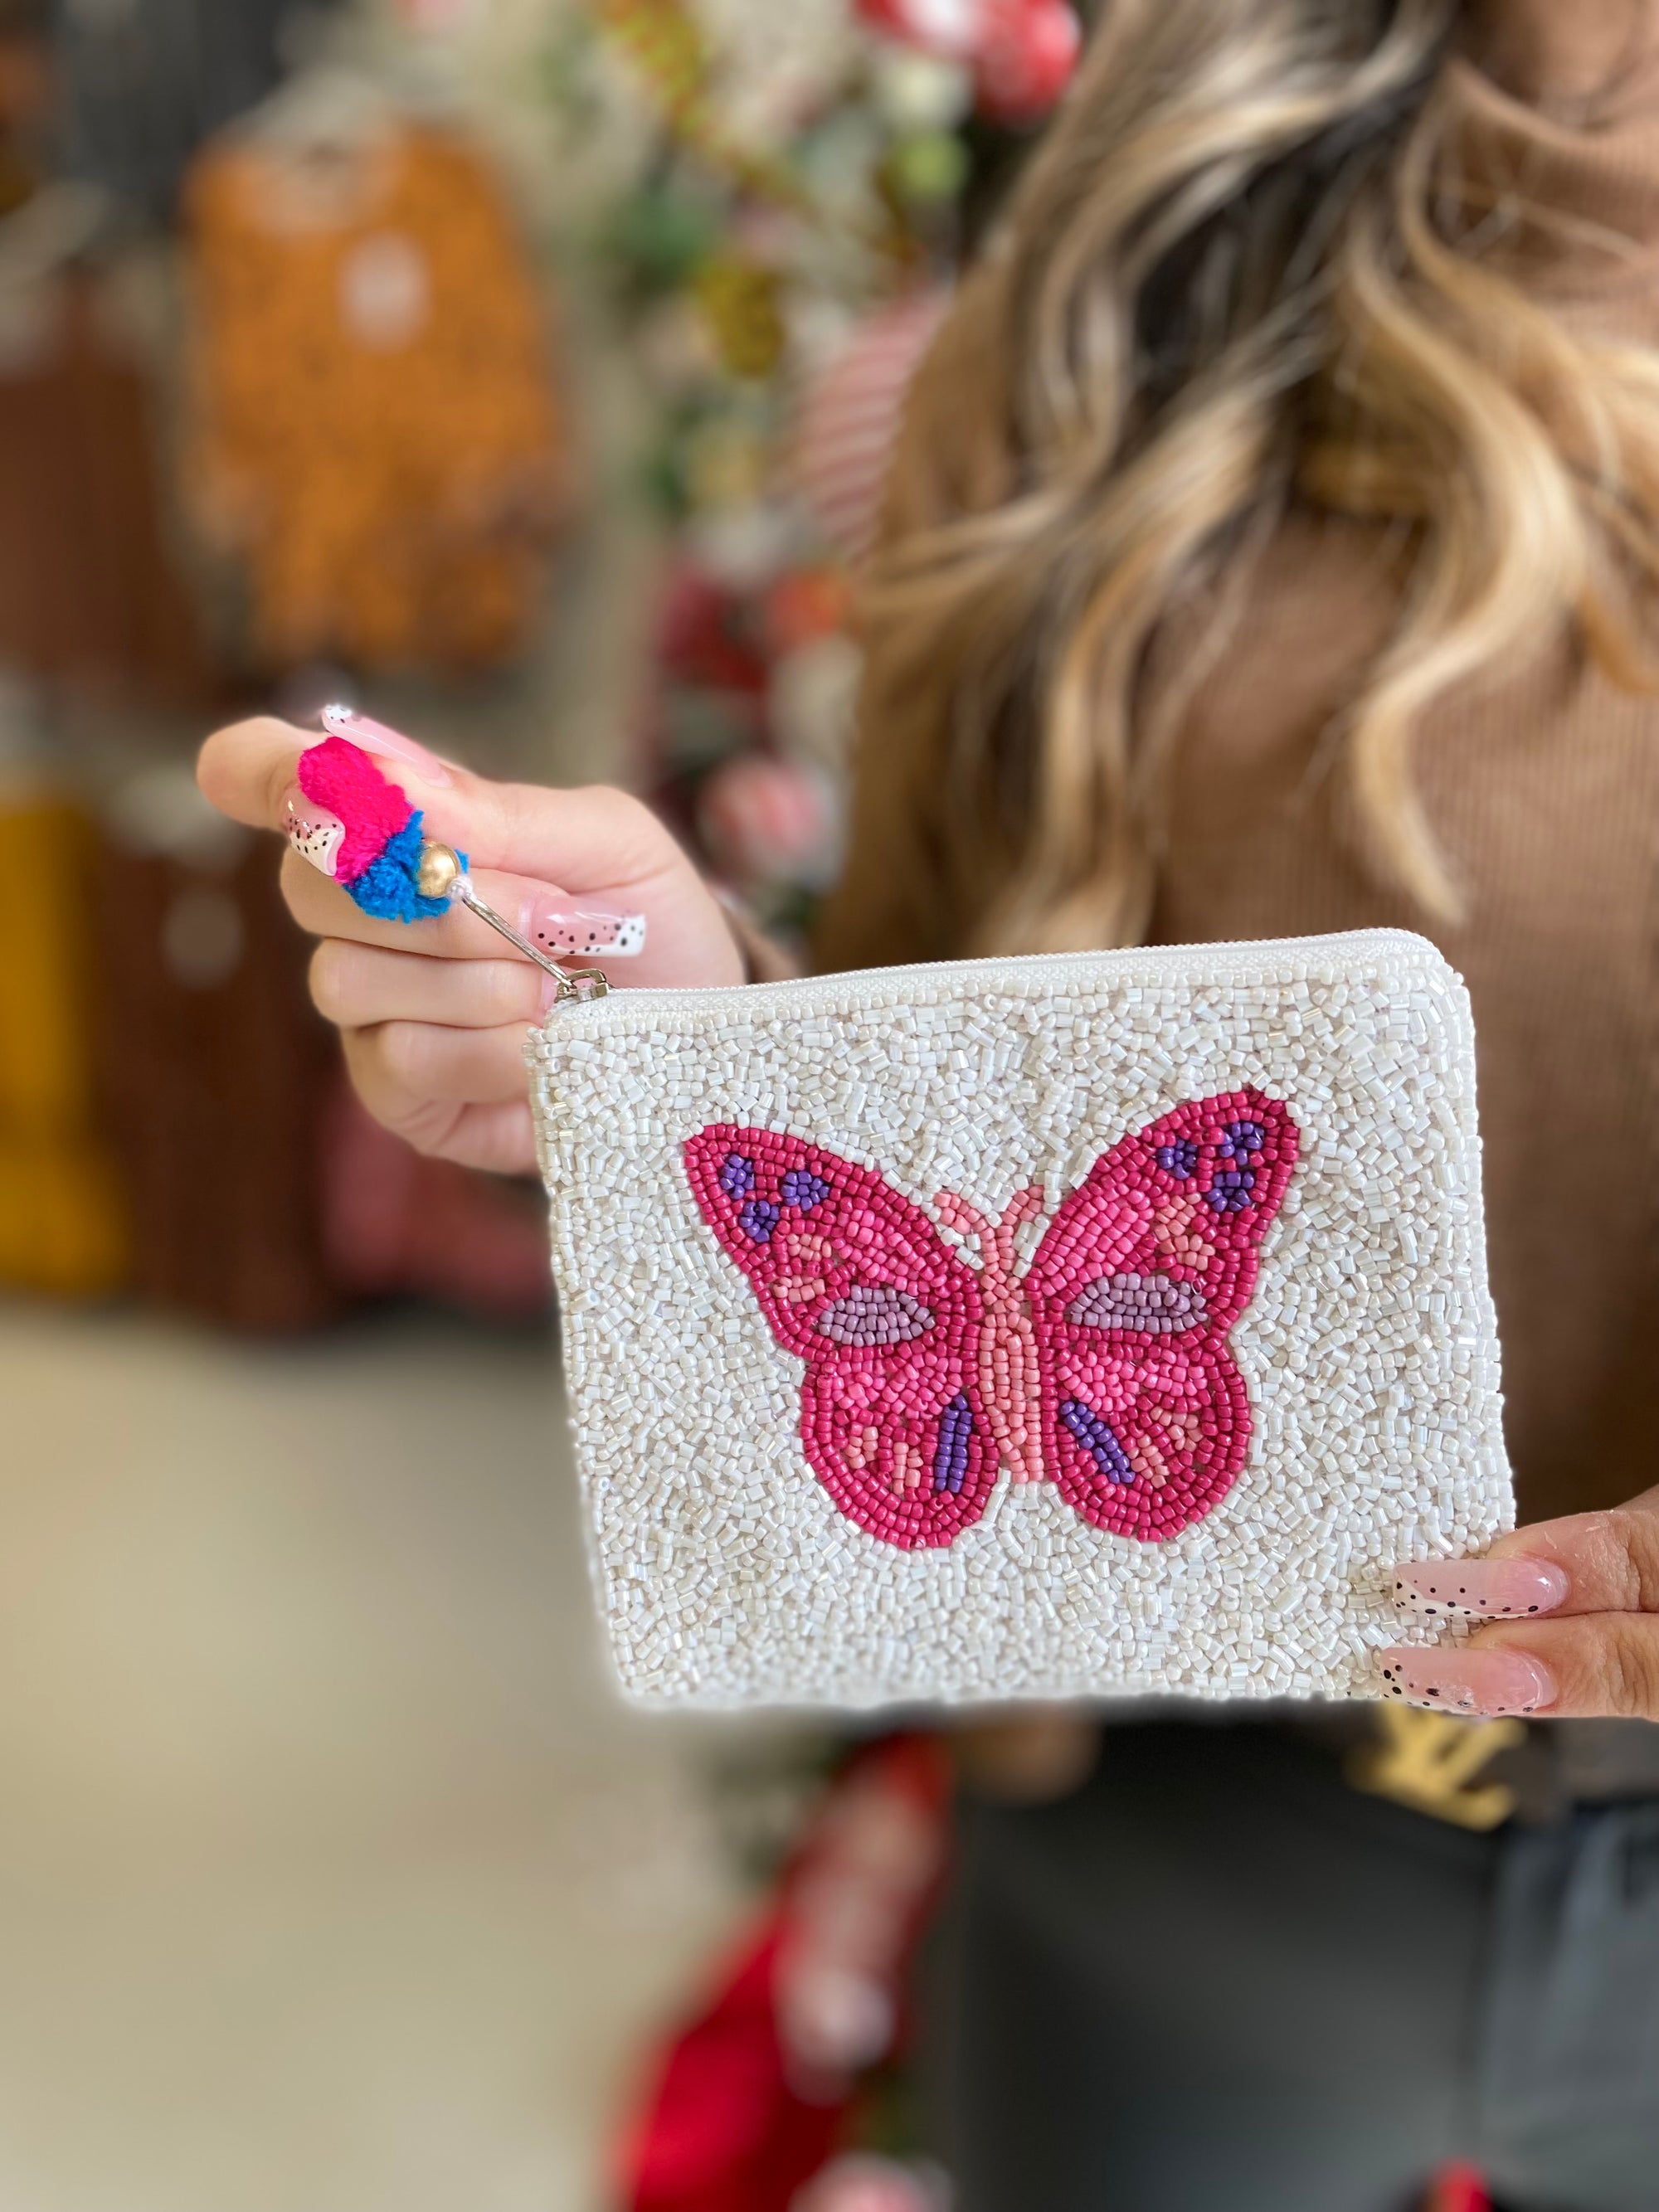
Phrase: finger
[
  {"left": 1378, "top": 1608, "right": 1659, "bottom": 1721},
  {"left": 346, "top": 1019, "right": 535, "bottom": 1115},
  {"left": 1472, "top": 1612, "right": 1659, "bottom": 1719},
  {"left": 342, "top": 1082, "right": 537, "bottom": 1179},
  {"left": 442, "top": 774, "right": 678, "bottom": 893},
  {"left": 201, "top": 712, "right": 677, "bottom": 892},
  {"left": 281, "top": 848, "right": 480, "bottom": 958},
  {"left": 339, "top": 1032, "right": 538, "bottom": 1177},
  {"left": 310, "top": 941, "right": 556, "bottom": 1031},
  {"left": 439, "top": 1100, "right": 537, "bottom": 1178},
  {"left": 197, "top": 715, "right": 318, "bottom": 829},
  {"left": 1393, "top": 1485, "right": 1659, "bottom": 1621},
  {"left": 282, "top": 848, "right": 626, "bottom": 966},
  {"left": 198, "top": 714, "right": 454, "bottom": 831},
  {"left": 204, "top": 712, "right": 743, "bottom": 990}
]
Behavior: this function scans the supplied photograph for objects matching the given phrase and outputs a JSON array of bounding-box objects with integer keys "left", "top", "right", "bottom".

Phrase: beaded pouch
[{"left": 526, "top": 929, "right": 1513, "bottom": 1709}]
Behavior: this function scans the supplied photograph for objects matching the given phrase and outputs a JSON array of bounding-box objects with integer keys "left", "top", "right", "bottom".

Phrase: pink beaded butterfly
[{"left": 684, "top": 1092, "right": 1298, "bottom": 1550}]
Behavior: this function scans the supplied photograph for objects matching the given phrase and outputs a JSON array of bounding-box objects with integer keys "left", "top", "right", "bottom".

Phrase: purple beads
[
  {"left": 1060, "top": 1398, "right": 1136, "bottom": 1485},
  {"left": 720, "top": 1152, "right": 756, "bottom": 1198},
  {"left": 738, "top": 1198, "right": 781, "bottom": 1242},
  {"left": 932, "top": 1394, "right": 974, "bottom": 1494}
]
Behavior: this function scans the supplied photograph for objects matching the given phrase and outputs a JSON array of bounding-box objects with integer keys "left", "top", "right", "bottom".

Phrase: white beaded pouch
[{"left": 526, "top": 928, "right": 1512, "bottom": 1709}]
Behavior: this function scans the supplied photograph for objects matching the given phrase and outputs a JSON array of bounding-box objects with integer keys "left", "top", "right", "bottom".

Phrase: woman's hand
[
  {"left": 1381, "top": 1485, "right": 1659, "bottom": 1719},
  {"left": 197, "top": 715, "right": 744, "bottom": 1176}
]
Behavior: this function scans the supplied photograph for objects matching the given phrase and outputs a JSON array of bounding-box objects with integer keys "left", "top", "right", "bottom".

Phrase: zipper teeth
[{"left": 537, "top": 927, "right": 1447, "bottom": 1024}]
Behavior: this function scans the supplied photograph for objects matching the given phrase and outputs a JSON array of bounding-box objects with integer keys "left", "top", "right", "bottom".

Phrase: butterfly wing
[
  {"left": 1022, "top": 1091, "right": 1298, "bottom": 1540},
  {"left": 684, "top": 1127, "right": 996, "bottom": 1548}
]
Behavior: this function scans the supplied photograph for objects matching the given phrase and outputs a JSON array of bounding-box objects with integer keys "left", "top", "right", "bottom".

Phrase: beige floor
[{"left": 0, "top": 1301, "right": 766, "bottom": 2212}]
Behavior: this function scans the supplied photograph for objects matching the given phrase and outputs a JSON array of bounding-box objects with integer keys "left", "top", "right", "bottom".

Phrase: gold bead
[{"left": 415, "top": 842, "right": 463, "bottom": 899}]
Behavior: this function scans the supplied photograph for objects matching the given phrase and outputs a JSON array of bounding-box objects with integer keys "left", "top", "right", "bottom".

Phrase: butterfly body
[{"left": 684, "top": 1092, "right": 1297, "bottom": 1551}]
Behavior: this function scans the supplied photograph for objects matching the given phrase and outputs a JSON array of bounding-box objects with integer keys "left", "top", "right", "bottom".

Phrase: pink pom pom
[{"left": 296, "top": 735, "right": 416, "bottom": 884}]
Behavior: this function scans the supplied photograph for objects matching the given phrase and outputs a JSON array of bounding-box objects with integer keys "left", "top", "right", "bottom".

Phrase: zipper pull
[
  {"left": 548, "top": 967, "right": 611, "bottom": 1005},
  {"left": 416, "top": 842, "right": 615, "bottom": 1000}
]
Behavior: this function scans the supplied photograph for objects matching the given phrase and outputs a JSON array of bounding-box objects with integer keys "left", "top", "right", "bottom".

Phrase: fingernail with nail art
[
  {"left": 524, "top": 895, "right": 647, "bottom": 959},
  {"left": 283, "top": 786, "right": 346, "bottom": 878},
  {"left": 315, "top": 702, "right": 453, "bottom": 787},
  {"left": 1377, "top": 1647, "right": 1557, "bottom": 1717},
  {"left": 1393, "top": 1558, "right": 1569, "bottom": 1621}
]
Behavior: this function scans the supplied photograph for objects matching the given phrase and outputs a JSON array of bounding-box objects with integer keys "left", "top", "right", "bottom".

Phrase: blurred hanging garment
[
  {"left": 0, "top": 195, "right": 209, "bottom": 702},
  {"left": 48, "top": 0, "right": 347, "bottom": 221},
  {"left": 85, "top": 761, "right": 554, "bottom": 1333},
  {"left": 90, "top": 766, "right": 343, "bottom": 1331},
  {"left": 0, "top": 771, "right": 129, "bottom": 1299},
  {"left": 183, "top": 94, "right": 568, "bottom": 673}
]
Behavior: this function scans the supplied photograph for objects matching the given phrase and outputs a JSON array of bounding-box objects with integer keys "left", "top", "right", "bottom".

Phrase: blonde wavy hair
[{"left": 819, "top": 0, "right": 1659, "bottom": 963}]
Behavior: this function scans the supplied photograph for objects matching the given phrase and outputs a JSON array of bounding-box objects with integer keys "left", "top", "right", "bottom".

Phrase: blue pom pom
[{"left": 342, "top": 813, "right": 466, "bottom": 924}]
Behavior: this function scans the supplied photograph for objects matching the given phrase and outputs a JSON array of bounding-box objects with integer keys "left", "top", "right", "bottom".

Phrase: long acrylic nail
[
  {"left": 315, "top": 703, "right": 453, "bottom": 786},
  {"left": 1377, "top": 1646, "right": 1557, "bottom": 1716},
  {"left": 523, "top": 894, "right": 646, "bottom": 959},
  {"left": 1394, "top": 1558, "right": 1569, "bottom": 1621},
  {"left": 282, "top": 785, "right": 346, "bottom": 878}
]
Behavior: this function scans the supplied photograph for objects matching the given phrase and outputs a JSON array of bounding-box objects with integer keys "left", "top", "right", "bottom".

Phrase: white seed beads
[{"left": 526, "top": 936, "right": 1512, "bottom": 1711}]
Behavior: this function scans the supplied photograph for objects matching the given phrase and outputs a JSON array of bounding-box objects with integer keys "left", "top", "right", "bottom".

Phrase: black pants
[{"left": 927, "top": 1721, "right": 1659, "bottom": 2212}]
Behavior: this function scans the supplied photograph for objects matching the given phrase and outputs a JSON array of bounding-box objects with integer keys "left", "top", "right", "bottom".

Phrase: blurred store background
[{"left": 0, "top": 1, "right": 1080, "bottom": 2205}]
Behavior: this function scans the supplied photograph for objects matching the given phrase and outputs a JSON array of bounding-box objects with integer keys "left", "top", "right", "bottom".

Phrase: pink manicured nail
[
  {"left": 281, "top": 785, "right": 346, "bottom": 878},
  {"left": 315, "top": 703, "right": 453, "bottom": 786},
  {"left": 1394, "top": 1558, "right": 1569, "bottom": 1621},
  {"left": 523, "top": 895, "right": 647, "bottom": 959},
  {"left": 1377, "top": 1646, "right": 1557, "bottom": 1716}
]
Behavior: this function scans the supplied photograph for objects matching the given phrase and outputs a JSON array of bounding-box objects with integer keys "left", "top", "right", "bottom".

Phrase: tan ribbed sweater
[{"left": 818, "top": 3, "right": 1659, "bottom": 1529}]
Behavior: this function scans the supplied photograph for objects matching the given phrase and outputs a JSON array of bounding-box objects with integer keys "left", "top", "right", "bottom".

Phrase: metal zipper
[{"left": 535, "top": 926, "right": 1445, "bottom": 1024}]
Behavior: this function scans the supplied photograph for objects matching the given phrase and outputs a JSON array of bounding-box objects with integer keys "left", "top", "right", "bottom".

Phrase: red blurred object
[
  {"left": 975, "top": 0, "right": 1080, "bottom": 122},
  {"left": 764, "top": 567, "right": 855, "bottom": 655},
  {"left": 620, "top": 1736, "right": 951, "bottom": 2212},
  {"left": 659, "top": 564, "right": 771, "bottom": 694},
  {"left": 1423, "top": 2164, "right": 1492, "bottom": 2212},
  {"left": 623, "top": 1923, "right": 842, "bottom": 2212},
  {"left": 854, "top": 0, "right": 1079, "bottom": 119}
]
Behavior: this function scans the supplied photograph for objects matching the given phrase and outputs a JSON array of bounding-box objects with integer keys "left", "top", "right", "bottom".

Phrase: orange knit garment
[{"left": 185, "top": 122, "right": 565, "bottom": 672}]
